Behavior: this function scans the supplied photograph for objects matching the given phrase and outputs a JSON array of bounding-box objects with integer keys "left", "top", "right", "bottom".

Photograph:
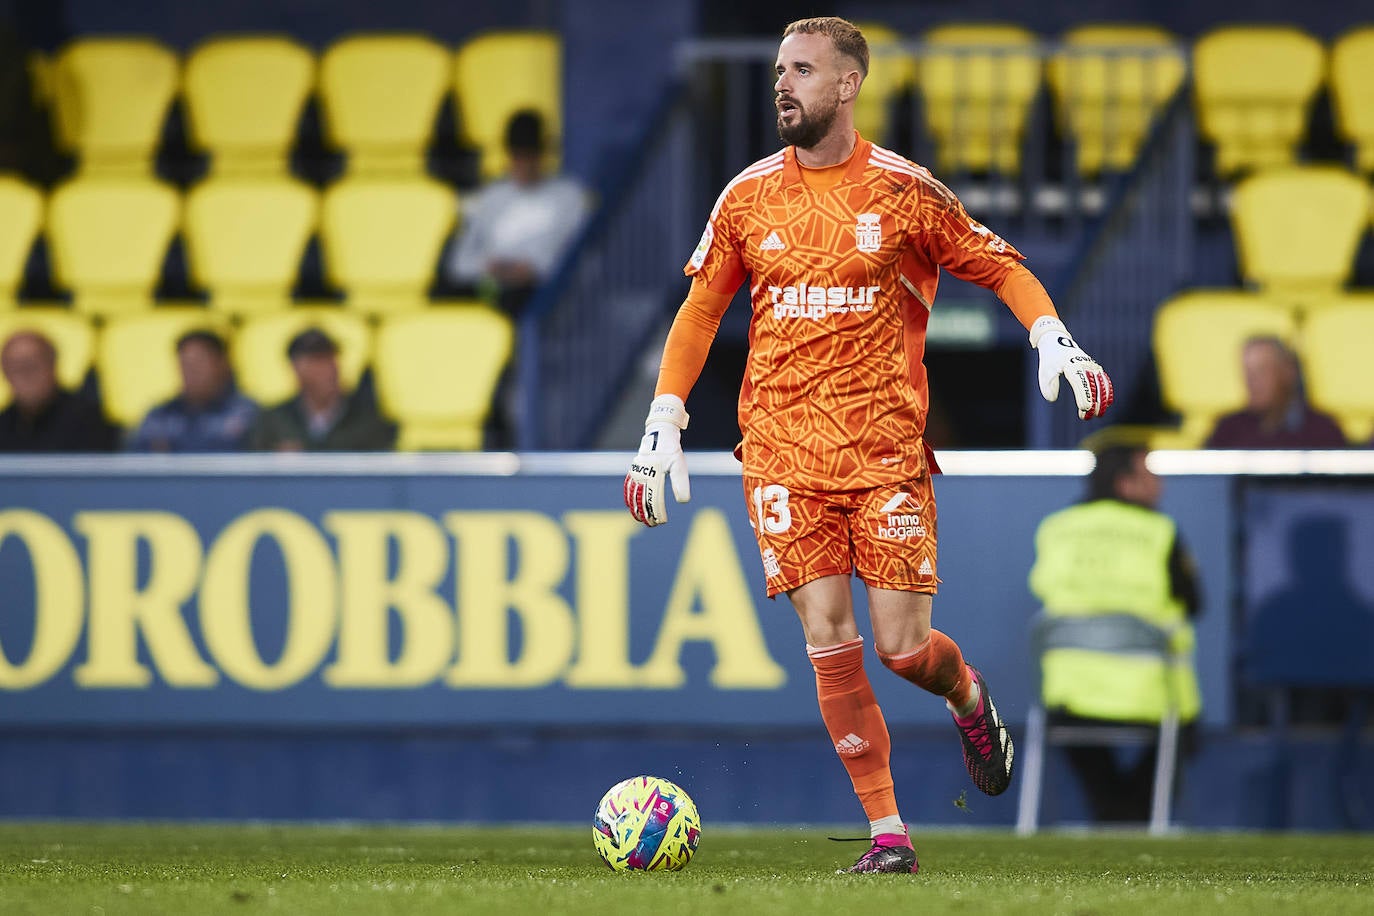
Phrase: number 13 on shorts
[{"left": 752, "top": 484, "right": 792, "bottom": 534}]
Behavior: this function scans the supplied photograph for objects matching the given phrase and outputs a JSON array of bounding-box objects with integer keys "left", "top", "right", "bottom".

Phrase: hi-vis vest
[{"left": 1028, "top": 500, "right": 1201, "bottom": 722}]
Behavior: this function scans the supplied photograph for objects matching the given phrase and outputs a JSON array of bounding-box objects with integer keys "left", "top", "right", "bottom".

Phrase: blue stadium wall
[{"left": 1, "top": 455, "right": 1369, "bottom": 831}]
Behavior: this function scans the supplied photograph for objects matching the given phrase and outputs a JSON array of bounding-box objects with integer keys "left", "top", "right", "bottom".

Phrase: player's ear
[{"left": 839, "top": 68, "right": 860, "bottom": 102}]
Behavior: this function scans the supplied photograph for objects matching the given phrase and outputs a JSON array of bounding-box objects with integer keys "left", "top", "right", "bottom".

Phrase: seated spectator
[
  {"left": 1028, "top": 445, "right": 1203, "bottom": 823},
  {"left": 1204, "top": 335, "right": 1347, "bottom": 449},
  {"left": 0, "top": 329, "right": 117, "bottom": 452},
  {"left": 443, "top": 109, "right": 591, "bottom": 318},
  {"left": 249, "top": 327, "right": 395, "bottom": 452},
  {"left": 127, "top": 330, "right": 258, "bottom": 453},
  {"left": 442, "top": 110, "right": 590, "bottom": 450}
]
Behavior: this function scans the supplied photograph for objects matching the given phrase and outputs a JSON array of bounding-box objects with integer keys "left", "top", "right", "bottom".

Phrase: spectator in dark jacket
[
  {"left": 1204, "top": 336, "right": 1346, "bottom": 449},
  {"left": 249, "top": 327, "right": 395, "bottom": 452},
  {"left": 0, "top": 329, "right": 117, "bottom": 452},
  {"left": 128, "top": 330, "right": 258, "bottom": 452}
]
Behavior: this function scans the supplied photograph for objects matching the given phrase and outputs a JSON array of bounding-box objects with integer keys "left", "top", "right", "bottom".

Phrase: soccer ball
[{"left": 592, "top": 775, "right": 701, "bottom": 871}]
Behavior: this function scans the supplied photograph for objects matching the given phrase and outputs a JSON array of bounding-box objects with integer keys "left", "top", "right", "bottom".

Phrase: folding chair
[{"left": 1015, "top": 611, "right": 1181, "bottom": 836}]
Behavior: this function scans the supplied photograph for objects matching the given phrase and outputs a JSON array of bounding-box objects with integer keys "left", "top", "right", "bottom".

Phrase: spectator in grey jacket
[{"left": 443, "top": 109, "right": 590, "bottom": 319}]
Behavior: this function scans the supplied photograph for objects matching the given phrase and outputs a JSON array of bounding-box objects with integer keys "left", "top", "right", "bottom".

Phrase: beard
[{"left": 776, "top": 92, "right": 840, "bottom": 149}]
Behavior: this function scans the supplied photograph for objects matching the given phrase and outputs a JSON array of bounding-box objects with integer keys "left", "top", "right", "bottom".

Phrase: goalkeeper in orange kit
[{"left": 623, "top": 16, "right": 1113, "bottom": 873}]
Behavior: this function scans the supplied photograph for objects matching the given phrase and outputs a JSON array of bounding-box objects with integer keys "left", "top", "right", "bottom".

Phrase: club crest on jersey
[{"left": 855, "top": 213, "right": 882, "bottom": 252}]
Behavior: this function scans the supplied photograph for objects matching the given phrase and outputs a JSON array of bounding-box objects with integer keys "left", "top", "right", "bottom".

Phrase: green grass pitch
[{"left": 1, "top": 822, "right": 1371, "bottom": 915}]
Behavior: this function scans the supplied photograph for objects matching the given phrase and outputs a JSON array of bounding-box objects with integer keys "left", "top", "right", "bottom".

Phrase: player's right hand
[{"left": 624, "top": 394, "right": 692, "bottom": 527}]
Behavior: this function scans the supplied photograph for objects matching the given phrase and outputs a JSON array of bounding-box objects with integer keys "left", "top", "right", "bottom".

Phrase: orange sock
[
  {"left": 808, "top": 638, "right": 899, "bottom": 823},
  {"left": 878, "top": 629, "right": 975, "bottom": 710}
]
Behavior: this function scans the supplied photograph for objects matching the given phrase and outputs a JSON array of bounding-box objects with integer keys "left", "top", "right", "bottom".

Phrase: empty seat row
[
  {"left": 1227, "top": 165, "right": 1374, "bottom": 307},
  {"left": 0, "top": 306, "right": 513, "bottom": 451},
  {"left": 31, "top": 31, "right": 559, "bottom": 180},
  {"left": 859, "top": 21, "right": 1181, "bottom": 176},
  {"left": 0, "top": 172, "right": 459, "bottom": 318},
  {"left": 10, "top": 162, "right": 1360, "bottom": 322},
  {"left": 857, "top": 22, "right": 1374, "bottom": 179},
  {"left": 1153, "top": 290, "right": 1374, "bottom": 447}
]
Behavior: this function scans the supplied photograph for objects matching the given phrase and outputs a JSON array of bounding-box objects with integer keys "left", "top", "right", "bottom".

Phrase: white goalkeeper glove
[
  {"left": 623, "top": 394, "right": 692, "bottom": 527},
  {"left": 1029, "top": 316, "right": 1115, "bottom": 420}
]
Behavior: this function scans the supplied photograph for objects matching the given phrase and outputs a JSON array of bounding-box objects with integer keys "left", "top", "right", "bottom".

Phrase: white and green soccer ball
[{"left": 592, "top": 775, "right": 701, "bottom": 871}]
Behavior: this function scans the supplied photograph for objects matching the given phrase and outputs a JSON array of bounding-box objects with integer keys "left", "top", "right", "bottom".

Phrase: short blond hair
[{"left": 782, "top": 16, "right": 869, "bottom": 78}]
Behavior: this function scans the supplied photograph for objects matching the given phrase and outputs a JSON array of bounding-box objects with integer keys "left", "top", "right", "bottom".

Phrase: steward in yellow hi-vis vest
[{"left": 1029, "top": 446, "right": 1203, "bottom": 726}]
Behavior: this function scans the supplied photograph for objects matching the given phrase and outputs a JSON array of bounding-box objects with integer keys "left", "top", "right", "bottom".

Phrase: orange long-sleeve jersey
[{"left": 659, "top": 133, "right": 1057, "bottom": 491}]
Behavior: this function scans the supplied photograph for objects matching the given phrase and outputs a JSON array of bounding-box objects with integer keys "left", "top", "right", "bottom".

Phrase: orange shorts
[{"left": 742, "top": 474, "right": 939, "bottom": 598}]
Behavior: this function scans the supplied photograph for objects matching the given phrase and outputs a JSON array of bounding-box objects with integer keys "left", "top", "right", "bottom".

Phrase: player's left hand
[
  {"left": 1029, "top": 316, "right": 1114, "bottom": 420},
  {"left": 624, "top": 394, "right": 692, "bottom": 527}
]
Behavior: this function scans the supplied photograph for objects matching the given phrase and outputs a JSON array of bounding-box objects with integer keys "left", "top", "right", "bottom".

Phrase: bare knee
[
  {"left": 867, "top": 587, "right": 933, "bottom": 657},
  {"left": 789, "top": 575, "right": 858, "bottom": 647}
]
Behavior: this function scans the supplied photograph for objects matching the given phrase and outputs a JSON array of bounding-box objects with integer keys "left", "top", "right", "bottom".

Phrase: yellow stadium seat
[
  {"left": 374, "top": 306, "right": 513, "bottom": 450},
  {"left": 1229, "top": 165, "right": 1370, "bottom": 304},
  {"left": 918, "top": 24, "right": 1041, "bottom": 175},
  {"left": 320, "top": 176, "right": 456, "bottom": 315},
  {"left": 184, "top": 35, "right": 315, "bottom": 177},
  {"left": 50, "top": 37, "right": 179, "bottom": 176},
  {"left": 1330, "top": 27, "right": 1374, "bottom": 175},
  {"left": 1193, "top": 26, "right": 1325, "bottom": 177},
  {"left": 1297, "top": 294, "right": 1374, "bottom": 443},
  {"left": 97, "top": 309, "right": 230, "bottom": 428},
  {"left": 851, "top": 23, "right": 915, "bottom": 145},
  {"left": 453, "top": 31, "right": 560, "bottom": 180},
  {"left": 319, "top": 34, "right": 451, "bottom": 176},
  {"left": 232, "top": 308, "right": 371, "bottom": 406},
  {"left": 0, "top": 177, "right": 43, "bottom": 309},
  {"left": 46, "top": 176, "right": 180, "bottom": 317},
  {"left": 1152, "top": 290, "right": 1299, "bottom": 447},
  {"left": 184, "top": 176, "right": 318, "bottom": 316},
  {"left": 0, "top": 309, "right": 95, "bottom": 409},
  {"left": 1047, "top": 25, "right": 1187, "bottom": 177}
]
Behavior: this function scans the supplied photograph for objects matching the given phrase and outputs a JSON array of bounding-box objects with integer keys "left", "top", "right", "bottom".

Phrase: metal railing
[
  {"left": 1030, "top": 90, "right": 1196, "bottom": 448},
  {"left": 516, "top": 91, "right": 696, "bottom": 450}
]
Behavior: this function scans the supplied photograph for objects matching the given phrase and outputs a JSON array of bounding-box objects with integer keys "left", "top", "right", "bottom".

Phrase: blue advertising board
[
  {"left": 0, "top": 453, "right": 1236, "bottom": 728},
  {"left": 1240, "top": 479, "right": 1374, "bottom": 687}
]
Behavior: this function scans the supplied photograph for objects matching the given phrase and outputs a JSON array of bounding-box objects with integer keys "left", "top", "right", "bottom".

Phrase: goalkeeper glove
[
  {"left": 624, "top": 394, "right": 692, "bottom": 527},
  {"left": 1029, "top": 316, "right": 1115, "bottom": 420}
]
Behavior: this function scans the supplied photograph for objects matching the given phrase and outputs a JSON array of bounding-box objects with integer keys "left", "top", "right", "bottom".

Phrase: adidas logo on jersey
[
  {"left": 918, "top": 557, "right": 934, "bottom": 577},
  {"left": 759, "top": 230, "right": 786, "bottom": 251},
  {"left": 835, "top": 733, "right": 871, "bottom": 755}
]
